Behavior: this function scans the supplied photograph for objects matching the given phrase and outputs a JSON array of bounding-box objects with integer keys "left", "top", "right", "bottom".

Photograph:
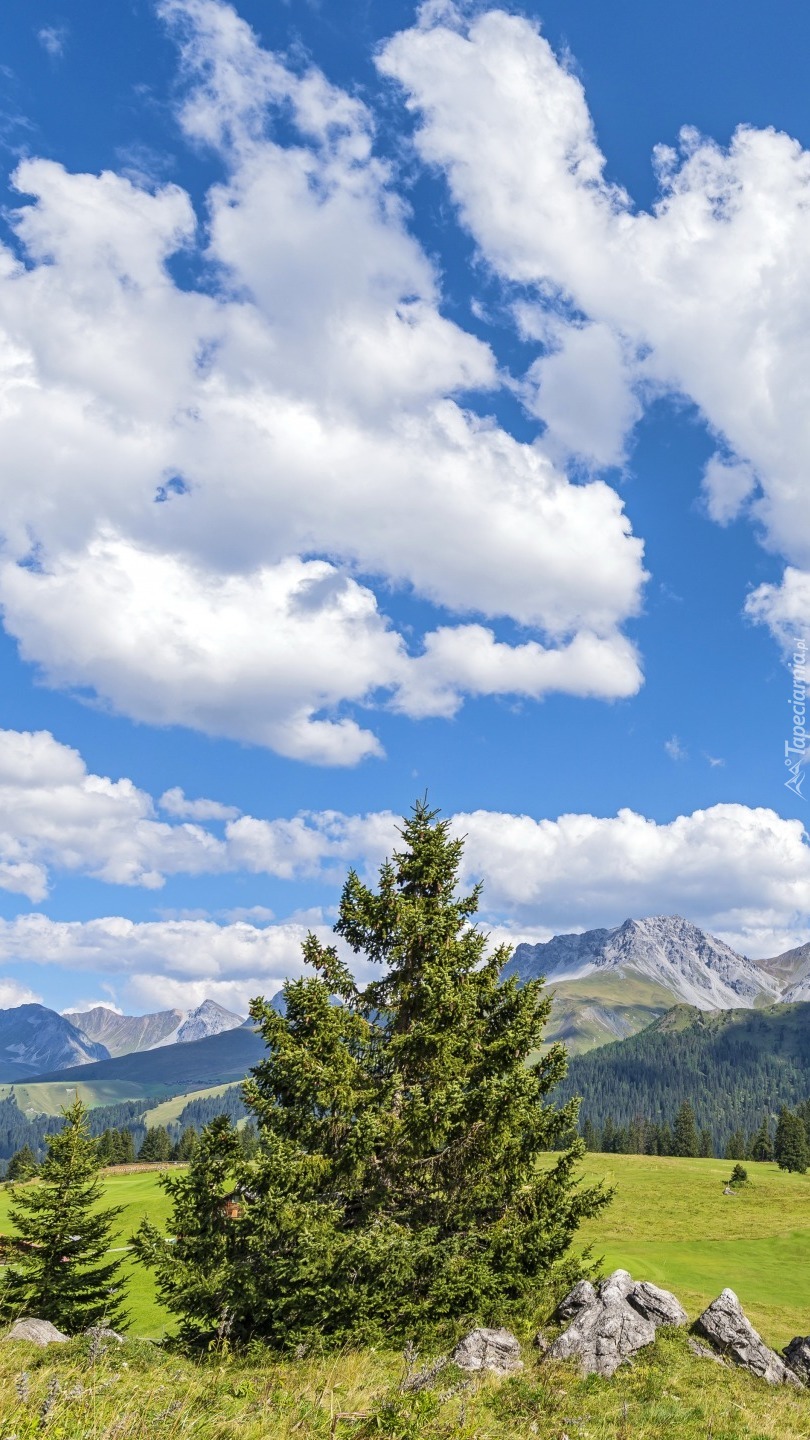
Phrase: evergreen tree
[
  {"left": 97, "top": 1128, "right": 135, "bottom": 1166},
  {"left": 238, "top": 1122, "right": 259, "bottom": 1160},
  {"left": 775, "top": 1107, "right": 809, "bottom": 1173},
  {"left": 6, "top": 1145, "right": 38, "bottom": 1182},
  {"left": 138, "top": 1127, "right": 172, "bottom": 1163},
  {"left": 601, "top": 1116, "right": 617, "bottom": 1153},
  {"left": 134, "top": 801, "right": 611, "bottom": 1347},
  {"left": 582, "top": 1118, "right": 599, "bottom": 1152},
  {"left": 672, "top": 1100, "right": 699, "bottom": 1157},
  {"left": 658, "top": 1123, "right": 673, "bottom": 1156},
  {"left": 699, "top": 1129, "right": 713, "bottom": 1158},
  {"left": 0, "top": 1099, "right": 127, "bottom": 1331},
  {"left": 725, "top": 1128, "right": 747, "bottom": 1161},
  {"left": 749, "top": 1117, "right": 774, "bottom": 1162},
  {"left": 172, "top": 1127, "right": 200, "bottom": 1163},
  {"left": 117, "top": 1129, "right": 136, "bottom": 1164}
]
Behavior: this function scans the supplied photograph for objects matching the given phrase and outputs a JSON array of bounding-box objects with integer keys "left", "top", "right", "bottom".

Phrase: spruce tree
[
  {"left": 672, "top": 1100, "right": 699, "bottom": 1157},
  {"left": 6, "top": 1145, "right": 38, "bottom": 1182},
  {"left": 698, "top": 1129, "right": 713, "bottom": 1158},
  {"left": 134, "top": 801, "right": 611, "bottom": 1347},
  {"left": 749, "top": 1117, "right": 774, "bottom": 1163},
  {"left": 172, "top": 1126, "right": 200, "bottom": 1162},
  {"left": 0, "top": 1099, "right": 127, "bottom": 1331},
  {"left": 138, "top": 1126, "right": 172, "bottom": 1163},
  {"left": 724, "top": 1128, "right": 747, "bottom": 1161},
  {"left": 775, "top": 1107, "right": 809, "bottom": 1173}
]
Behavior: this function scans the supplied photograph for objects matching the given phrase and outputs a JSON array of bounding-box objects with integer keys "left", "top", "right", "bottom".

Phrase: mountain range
[
  {"left": 506, "top": 915, "right": 802, "bottom": 1051},
  {"left": 66, "top": 1000, "right": 244, "bottom": 1057},
  {"left": 0, "top": 999, "right": 244, "bottom": 1082},
  {"left": 1, "top": 914, "right": 808, "bottom": 1085}
]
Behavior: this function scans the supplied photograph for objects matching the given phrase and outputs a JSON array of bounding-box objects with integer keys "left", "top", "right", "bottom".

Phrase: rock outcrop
[
  {"left": 627, "top": 1280, "right": 688, "bottom": 1328},
  {"left": 552, "top": 1279, "right": 597, "bottom": 1324},
  {"left": 548, "top": 1270, "right": 688, "bottom": 1378},
  {"left": 2, "top": 1318, "right": 68, "bottom": 1346},
  {"left": 85, "top": 1326, "right": 124, "bottom": 1346},
  {"left": 694, "top": 1290, "right": 802, "bottom": 1386},
  {"left": 783, "top": 1336, "right": 810, "bottom": 1383},
  {"left": 452, "top": 1328, "right": 522, "bottom": 1375}
]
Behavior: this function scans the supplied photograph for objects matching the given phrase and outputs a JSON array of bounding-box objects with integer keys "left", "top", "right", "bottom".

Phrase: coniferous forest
[{"left": 557, "top": 1003, "right": 810, "bottom": 1155}]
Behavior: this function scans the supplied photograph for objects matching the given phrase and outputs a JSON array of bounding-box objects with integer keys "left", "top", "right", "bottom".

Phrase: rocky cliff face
[
  {"left": 505, "top": 915, "right": 780, "bottom": 1011},
  {"left": 68, "top": 1000, "right": 245, "bottom": 1057},
  {"left": 0, "top": 1004, "right": 110, "bottom": 1080}
]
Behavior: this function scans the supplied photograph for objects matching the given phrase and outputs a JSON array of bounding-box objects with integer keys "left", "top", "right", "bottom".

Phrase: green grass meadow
[{"left": 2, "top": 1153, "right": 810, "bottom": 1436}]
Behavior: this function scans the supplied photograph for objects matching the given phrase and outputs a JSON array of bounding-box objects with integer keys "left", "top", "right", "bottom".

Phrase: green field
[
  {"left": 3, "top": 1151, "right": 808, "bottom": 1349},
  {"left": 578, "top": 1152, "right": 810, "bottom": 1348},
  {"left": 3, "top": 1154, "right": 810, "bottom": 1436}
]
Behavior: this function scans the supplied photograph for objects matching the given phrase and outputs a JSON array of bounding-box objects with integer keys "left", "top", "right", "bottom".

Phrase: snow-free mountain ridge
[
  {"left": 0, "top": 1004, "right": 110, "bottom": 1081},
  {"left": 506, "top": 915, "right": 780, "bottom": 1010},
  {"left": 66, "top": 1000, "right": 245, "bottom": 1057}
]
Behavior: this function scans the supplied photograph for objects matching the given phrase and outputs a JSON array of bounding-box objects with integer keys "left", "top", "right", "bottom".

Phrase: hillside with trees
[{"left": 559, "top": 1002, "right": 810, "bottom": 1153}]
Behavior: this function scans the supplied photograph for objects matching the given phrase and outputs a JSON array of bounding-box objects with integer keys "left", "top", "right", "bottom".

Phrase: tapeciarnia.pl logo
[{"left": 785, "top": 638, "right": 808, "bottom": 798}]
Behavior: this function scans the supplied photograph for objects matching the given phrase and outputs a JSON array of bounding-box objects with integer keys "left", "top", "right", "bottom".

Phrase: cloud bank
[{"left": 0, "top": 0, "right": 646, "bottom": 765}]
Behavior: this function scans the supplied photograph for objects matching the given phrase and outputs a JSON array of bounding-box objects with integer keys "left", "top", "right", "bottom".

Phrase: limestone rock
[
  {"left": 452, "top": 1328, "right": 523, "bottom": 1375},
  {"left": 85, "top": 1326, "right": 124, "bottom": 1345},
  {"left": 552, "top": 1280, "right": 597, "bottom": 1325},
  {"left": 2, "top": 1318, "right": 68, "bottom": 1346},
  {"left": 628, "top": 1280, "right": 688, "bottom": 1329},
  {"left": 694, "top": 1290, "right": 803, "bottom": 1386},
  {"left": 549, "top": 1278, "right": 655, "bottom": 1378},
  {"left": 783, "top": 1336, "right": 810, "bottom": 1384},
  {"left": 597, "top": 1269, "right": 634, "bottom": 1305}
]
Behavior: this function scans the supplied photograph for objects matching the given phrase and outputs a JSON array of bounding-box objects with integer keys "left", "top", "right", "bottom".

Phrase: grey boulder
[
  {"left": 597, "top": 1269, "right": 634, "bottom": 1305},
  {"left": 85, "top": 1326, "right": 124, "bottom": 1345},
  {"left": 628, "top": 1280, "right": 688, "bottom": 1328},
  {"left": 694, "top": 1290, "right": 803, "bottom": 1386},
  {"left": 552, "top": 1280, "right": 597, "bottom": 1324},
  {"left": 452, "top": 1328, "right": 523, "bottom": 1374},
  {"left": 2, "top": 1318, "right": 68, "bottom": 1346},
  {"left": 549, "top": 1271, "right": 656, "bottom": 1378},
  {"left": 783, "top": 1336, "right": 810, "bottom": 1384}
]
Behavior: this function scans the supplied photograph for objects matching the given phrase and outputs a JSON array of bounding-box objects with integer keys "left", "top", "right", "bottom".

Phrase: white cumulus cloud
[
  {"left": 380, "top": 5, "right": 810, "bottom": 654},
  {"left": 0, "top": 0, "right": 646, "bottom": 765}
]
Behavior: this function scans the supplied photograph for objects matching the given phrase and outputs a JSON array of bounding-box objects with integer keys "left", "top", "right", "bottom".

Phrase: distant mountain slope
[
  {"left": 68, "top": 1000, "right": 245, "bottom": 1057},
  {"left": 67, "top": 1006, "right": 183, "bottom": 1057},
  {"left": 0, "top": 1005, "right": 110, "bottom": 1081},
  {"left": 556, "top": 1001, "right": 810, "bottom": 1151},
  {"left": 30, "top": 1021, "right": 265, "bottom": 1095},
  {"left": 758, "top": 941, "right": 810, "bottom": 1002},
  {"left": 507, "top": 915, "right": 781, "bottom": 1051}
]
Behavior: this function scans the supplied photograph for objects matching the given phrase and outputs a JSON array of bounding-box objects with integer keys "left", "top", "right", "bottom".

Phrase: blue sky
[{"left": 0, "top": 0, "right": 808, "bottom": 1015}]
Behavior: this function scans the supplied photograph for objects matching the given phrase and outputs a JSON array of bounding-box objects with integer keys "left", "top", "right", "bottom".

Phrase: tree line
[
  {"left": 582, "top": 1099, "right": 810, "bottom": 1170},
  {"left": 558, "top": 1002, "right": 810, "bottom": 1154}
]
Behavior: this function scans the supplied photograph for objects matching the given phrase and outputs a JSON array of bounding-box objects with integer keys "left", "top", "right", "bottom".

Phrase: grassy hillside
[
  {"left": 544, "top": 970, "right": 675, "bottom": 1052},
  {"left": 577, "top": 1152, "right": 810, "bottom": 1348},
  {"left": 1, "top": 1079, "right": 158, "bottom": 1117},
  {"left": 31, "top": 1023, "right": 266, "bottom": 1095},
  {"left": 2, "top": 1155, "right": 810, "bottom": 1435},
  {"left": 2, "top": 1326, "right": 810, "bottom": 1439},
  {"left": 141, "top": 1082, "right": 237, "bottom": 1129},
  {"left": 558, "top": 1000, "right": 810, "bottom": 1149}
]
